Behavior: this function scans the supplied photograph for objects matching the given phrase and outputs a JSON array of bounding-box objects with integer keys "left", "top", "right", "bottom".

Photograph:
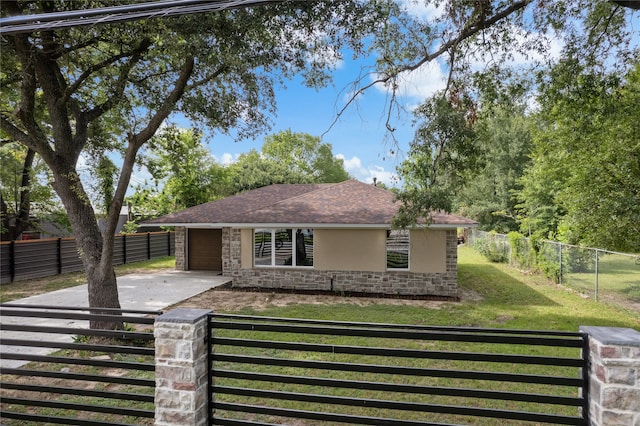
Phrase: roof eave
[{"left": 140, "top": 222, "right": 477, "bottom": 229}]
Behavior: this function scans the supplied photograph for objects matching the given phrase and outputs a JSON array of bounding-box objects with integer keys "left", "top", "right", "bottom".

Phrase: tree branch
[
  {"left": 10, "top": 34, "right": 50, "bottom": 150},
  {"left": 131, "top": 54, "right": 195, "bottom": 147},
  {"left": 103, "top": 54, "right": 196, "bottom": 238},
  {"left": 0, "top": 114, "right": 42, "bottom": 152},
  {"left": 52, "top": 35, "right": 104, "bottom": 59},
  {"left": 83, "top": 38, "right": 152, "bottom": 123},
  {"left": 330, "top": 0, "right": 532, "bottom": 133},
  {"left": 63, "top": 38, "right": 152, "bottom": 106}
]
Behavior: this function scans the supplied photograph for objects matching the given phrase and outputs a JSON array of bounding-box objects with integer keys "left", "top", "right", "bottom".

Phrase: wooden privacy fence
[{"left": 0, "top": 231, "right": 175, "bottom": 284}]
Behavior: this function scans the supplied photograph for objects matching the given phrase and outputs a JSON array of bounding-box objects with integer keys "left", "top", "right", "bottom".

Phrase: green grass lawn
[
  {"left": 563, "top": 252, "right": 640, "bottom": 304},
  {"left": 3, "top": 247, "right": 638, "bottom": 425},
  {"left": 229, "top": 246, "right": 639, "bottom": 330},
  {"left": 210, "top": 246, "right": 639, "bottom": 425}
]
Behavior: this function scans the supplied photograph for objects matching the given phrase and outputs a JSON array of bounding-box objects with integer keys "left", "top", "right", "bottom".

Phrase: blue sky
[
  {"left": 128, "top": 1, "right": 638, "bottom": 191},
  {"left": 196, "top": 57, "right": 427, "bottom": 188}
]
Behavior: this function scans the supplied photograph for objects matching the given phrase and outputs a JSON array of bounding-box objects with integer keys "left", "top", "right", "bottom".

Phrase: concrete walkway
[{"left": 1, "top": 270, "right": 230, "bottom": 368}]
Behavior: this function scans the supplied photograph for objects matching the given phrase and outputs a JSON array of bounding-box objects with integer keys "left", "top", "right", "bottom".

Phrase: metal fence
[
  {"left": 0, "top": 304, "right": 160, "bottom": 425},
  {"left": 469, "top": 230, "right": 640, "bottom": 312},
  {"left": 0, "top": 231, "right": 175, "bottom": 284},
  {"left": 208, "top": 314, "right": 589, "bottom": 425}
]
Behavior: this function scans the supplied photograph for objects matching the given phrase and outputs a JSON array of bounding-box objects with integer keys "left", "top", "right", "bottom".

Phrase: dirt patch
[{"left": 170, "top": 286, "right": 483, "bottom": 313}]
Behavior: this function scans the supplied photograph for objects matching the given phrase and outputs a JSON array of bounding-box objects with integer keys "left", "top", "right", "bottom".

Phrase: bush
[
  {"left": 475, "top": 232, "right": 509, "bottom": 263},
  {"left": 507, "top": 231, "right": 535, "bottom": 270}
]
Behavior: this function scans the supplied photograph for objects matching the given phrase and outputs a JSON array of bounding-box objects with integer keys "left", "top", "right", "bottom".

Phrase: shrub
[
  {"left": 507, "top": 231, "right": 535, "bottom": 270},
  {"left": 475, "top": 232, "right": 509, "bottom": 263}
]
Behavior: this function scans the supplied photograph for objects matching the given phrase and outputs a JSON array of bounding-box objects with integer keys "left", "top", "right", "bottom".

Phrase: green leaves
[
  {"left": 394, "top": 94, "right": 479, "bottom": 227},
  {"left": 519, "top": 61, "right": 640, "bottom": 251},
  {"left": 262, "top": 130, "right": 350, "bottom": 183},
  {"left": 128, "top": 126, "right": 229, "bottom": 218}
]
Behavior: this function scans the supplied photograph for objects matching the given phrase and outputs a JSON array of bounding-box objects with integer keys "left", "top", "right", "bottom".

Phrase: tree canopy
[
  {"left": 381, "top": 0, "right": 638, "bottom": 252},
  {"left": 127, "top": 128, "right": 350, "bottom": 213},
  {"left": 518, "top": 60, "right": 640, "bottom": 251},
  {"left": 126, "top": 125, "right": 230, "bottom": 221},
  {"left": 0, "top": 0, "right": 376, "bottom": 314}
]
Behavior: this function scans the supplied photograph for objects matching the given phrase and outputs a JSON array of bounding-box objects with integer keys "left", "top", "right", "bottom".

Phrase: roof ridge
[{"left": 225, "top": 183, "right": 336, "bottom": 222}]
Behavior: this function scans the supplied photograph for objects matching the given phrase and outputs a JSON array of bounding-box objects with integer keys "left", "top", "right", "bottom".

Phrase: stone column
[
  {"left": 580, "top": 326, "right": 640, "bottom": 426},
  {"left": 174, "top": 227, "right": 187, "bottom": 271},
  {"left": 155, "top": 309, "right": 211, "bottom": 426}
]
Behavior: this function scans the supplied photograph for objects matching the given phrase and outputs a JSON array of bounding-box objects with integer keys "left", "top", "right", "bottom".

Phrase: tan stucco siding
[
  {"left": 410, "top": 229, "right": 447, "bottom": 273},
  {"left": 240, "top": 229, "right": 253, "bottom": 269},
  {"left": 314, "top": 229, "right": 386, "bottom": 272}
]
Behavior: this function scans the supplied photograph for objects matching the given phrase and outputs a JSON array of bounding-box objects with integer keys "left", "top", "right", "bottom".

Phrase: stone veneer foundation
[{"left": 220, "top": 228, "right": 459, "bottom": 298}]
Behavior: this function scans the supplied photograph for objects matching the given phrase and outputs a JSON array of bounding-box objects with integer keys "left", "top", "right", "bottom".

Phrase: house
[{"left": 144, "top": 180, "right": 477, "bottom": 298}]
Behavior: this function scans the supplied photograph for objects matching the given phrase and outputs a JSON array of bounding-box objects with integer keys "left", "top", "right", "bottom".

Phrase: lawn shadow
[{"left": 458, "top": 262, "right": 560, "bottom": 307}]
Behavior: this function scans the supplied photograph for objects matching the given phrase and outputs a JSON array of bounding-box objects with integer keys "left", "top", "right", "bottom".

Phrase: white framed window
[
  {"left": 387, "top": 229, "right": 409, "bottom": 269},
  {"left": 254, "top": 228, "right": 314, "bottom": 267}
]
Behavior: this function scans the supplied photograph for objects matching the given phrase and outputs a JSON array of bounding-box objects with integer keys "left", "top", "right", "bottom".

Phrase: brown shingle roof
[{"left": 146, "top": 180, "right": 477, "bottom": 227}]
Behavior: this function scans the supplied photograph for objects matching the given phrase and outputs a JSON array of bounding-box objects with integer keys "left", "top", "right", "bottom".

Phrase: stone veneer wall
[
  {"left": 174, "top": 227, "right": 186, "bottom": 271},
  {"left": 580, "top": 326, "right": 640, "bottom": 426},
  {"left": 223, "top": 228, "right": 459, "bottom": 298},
  {"left": 155, "top": 309, "right": 210, "bottom": 426}
]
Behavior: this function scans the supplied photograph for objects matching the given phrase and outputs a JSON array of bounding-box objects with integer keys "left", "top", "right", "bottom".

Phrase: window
[
  {"left": 254, "top": 228, "right": 313, "bottom": 267},
  {"left": 387, "top": 229, "right": 409, "bottom": 269}
]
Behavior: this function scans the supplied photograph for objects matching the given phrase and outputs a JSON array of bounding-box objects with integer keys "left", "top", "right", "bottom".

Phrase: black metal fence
[
  {"left": 0, "top": 231, "right": 175, "bottom": 284},
  {"left": 0, "top": 304, "right": 160, "bottom": 425},
  {"left": 208, "top": 314, "right": 589, "bottom": 425}
]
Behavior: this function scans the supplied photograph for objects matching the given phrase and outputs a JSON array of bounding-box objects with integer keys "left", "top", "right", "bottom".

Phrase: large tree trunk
[{"left": 50, "top": 164, "right": 122, "bottom": 330}]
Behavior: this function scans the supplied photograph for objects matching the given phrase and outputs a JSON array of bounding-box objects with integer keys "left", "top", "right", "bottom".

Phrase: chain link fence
[{"left": 468, "top": 230, "right": 640, "bottom": 315}]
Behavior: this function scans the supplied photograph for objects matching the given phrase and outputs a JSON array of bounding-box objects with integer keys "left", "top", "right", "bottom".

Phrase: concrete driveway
[{"left": 1, "top": 270, "right": 230, "bottom": 368}]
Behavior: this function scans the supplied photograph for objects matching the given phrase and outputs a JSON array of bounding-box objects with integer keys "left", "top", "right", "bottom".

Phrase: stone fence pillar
[
  {"left": 580, "top": 326, "right": 640, "bottom": 426},
  {"left": 155, "top": 308, "right": 211, "bottom": 426}
]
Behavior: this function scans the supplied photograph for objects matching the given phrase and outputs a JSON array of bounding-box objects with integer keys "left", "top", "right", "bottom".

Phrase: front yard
[
  {"left": 173, "top": 245, "right": 640, "bottom": 330},
  {"left": 2, "top": 246, "right": 638, "bottom": 425}
]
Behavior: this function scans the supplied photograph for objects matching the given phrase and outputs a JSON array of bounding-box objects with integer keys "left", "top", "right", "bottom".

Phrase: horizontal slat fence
[
  {"left": 0, "top": 304, "right": 160, "bottom": 425},
  {"left": 0, "top": 231, "right": 174, "bottom": 284},
  {"left": 209, "top": 314, "right": 589, "bottom": 426}
]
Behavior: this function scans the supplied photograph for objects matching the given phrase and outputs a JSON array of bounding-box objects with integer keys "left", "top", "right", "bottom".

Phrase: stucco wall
[
  {"left": 315, "top": 229, "right": 386, "bottom": 272},
  {"left": 410, "top": 229, "right": 447, "bottom": 273},
  {"left": 239, "top": 229, "right": 253, "bottom": 268}
]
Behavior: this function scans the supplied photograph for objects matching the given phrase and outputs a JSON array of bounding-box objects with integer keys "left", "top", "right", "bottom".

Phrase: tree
[
  {"left": 455, "top": 104, "right": 533, "bottom": 233},
  {"left": 518, "top": 60, "right": 640, "bottom": 251},
  {"left": 393, "top": 94, "right": 480, "bottom": 228},
  {"left": 227, "top": 149, "right": 312, "bottom": 194},
  {"left": 0, "top": 1, "right": 375, "bottom": 317},
  {"left": 262, "top": 130, "right": 350, "bottom": 183},
  {"left": 354, "top": 0, "right": 638, "bottom": 226},
  {"left": 0, "top": 143, "right": 68, "bottom": 240},
  {"left": 127, "top": 126, "right": 230, "bottom": 219}
]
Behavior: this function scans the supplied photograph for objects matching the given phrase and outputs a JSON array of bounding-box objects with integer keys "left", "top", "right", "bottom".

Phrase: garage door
[{"left": 188, "top": 229, "right": 222, "bottom": 271}]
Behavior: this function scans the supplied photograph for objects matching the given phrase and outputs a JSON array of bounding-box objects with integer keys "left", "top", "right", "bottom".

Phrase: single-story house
[{"left": 145, "top": 179, "right": 477, "bottom": 298}]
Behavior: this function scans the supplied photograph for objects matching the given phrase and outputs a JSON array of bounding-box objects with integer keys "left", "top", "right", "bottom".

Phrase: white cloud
[
  {"left": 217, "top": 153, "right": 237, "bottom": 165},
  {"left": 373, "top": 59, "right": 448, "bottom": 101},
  {"left": 400, "top": 0, "right": 446, "bottom": 20},
  {"left": 398, "top": 60, "right": 448, "bottom": 99},
  {"left": 337, "top": 154, "right": 400, "bottom": 187}
]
